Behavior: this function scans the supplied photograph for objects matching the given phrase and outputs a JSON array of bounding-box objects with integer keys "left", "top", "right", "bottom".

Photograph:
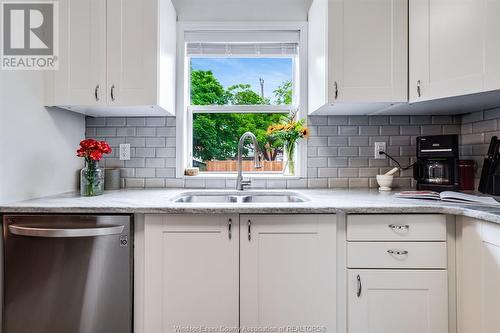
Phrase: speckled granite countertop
[{"left": 1, "top": 189, "right": 500, "bottom": 224}]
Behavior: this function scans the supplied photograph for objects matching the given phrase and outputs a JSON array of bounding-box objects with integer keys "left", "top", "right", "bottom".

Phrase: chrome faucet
[{"left": 236, "top": 132, "right": 262, "bottom": 190}]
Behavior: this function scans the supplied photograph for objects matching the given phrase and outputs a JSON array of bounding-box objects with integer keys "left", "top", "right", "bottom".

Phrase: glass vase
[
  {"left": 283, "top": 143, "right": 296, "bottom": 176},
  {"left": 80, "top": 160, "right": 104, "bottom": 196}
]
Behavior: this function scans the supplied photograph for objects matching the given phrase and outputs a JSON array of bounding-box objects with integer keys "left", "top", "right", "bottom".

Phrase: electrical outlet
[
  {"left": 374, "top": 142, "right": 386, "bottom": 159},
  {"left": 119, "top": 144, "right": 131, "bottom": 160}
]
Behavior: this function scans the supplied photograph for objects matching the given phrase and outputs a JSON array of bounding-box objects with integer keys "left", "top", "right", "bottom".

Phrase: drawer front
[
  {"left": 347, "top": 214, "right": 447, "bottom": 241},
  {"left": 347, "top": 242, "right": 447, "bottom": 269}
]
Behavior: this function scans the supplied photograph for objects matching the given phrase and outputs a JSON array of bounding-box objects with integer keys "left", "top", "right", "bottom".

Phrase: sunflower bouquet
[{"left": 267, "top": 112, "right": 308, "bottom": 175}]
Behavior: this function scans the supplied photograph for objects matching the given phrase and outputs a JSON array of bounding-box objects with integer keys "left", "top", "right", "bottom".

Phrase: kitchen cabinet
[
  {"left": 308, "top": 0, "right": 408, "bottom": 114},
  {"left": 457, "top": 216, "right": 500, "bottom": 333},
  {"left": 240, "top": 214, "right": 336, "bottom": 330},
  {"left": 49, "top": 0, "right": 176, "bottom": 116},
  {"left": 409, "top": 0, "right": 500, "bottom": 103},
  {"left": 346, "top": 214, "right": 449, "bottom": 333},
  {"left": 347, "top": 270, "right": 448, "bottom": 333},
  {"left": 139, "top": 214, "right": 336, "bottom": 333},
  {"left": 141, "top": 214, "right": 239, "bottom": 333},
  {"left": 409, "top": 0, "right": 484, "bottom": 102}
]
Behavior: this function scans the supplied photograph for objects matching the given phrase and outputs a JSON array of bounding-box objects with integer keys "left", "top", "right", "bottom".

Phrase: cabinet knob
[
  {"left": 111, "top": 84, "right": 116, "bottom": 102},
  {"left": 416, "top": 80, "right": 422, "bottom": 97},
  {"left": 334, "top": 81, "right": 339, "bottom": 100},
  {"left": 94, "top": 84, "right": 100, "bottom": 102}
]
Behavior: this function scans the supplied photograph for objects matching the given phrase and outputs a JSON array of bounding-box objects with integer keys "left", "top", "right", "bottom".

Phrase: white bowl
[{"left": 376, "top": 175, "right": 394, "bottom": 191}]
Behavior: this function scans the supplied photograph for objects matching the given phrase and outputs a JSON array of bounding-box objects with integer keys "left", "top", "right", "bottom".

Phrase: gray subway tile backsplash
[{"left": 85, "top": 112, "right": 489, "bottom": 190}]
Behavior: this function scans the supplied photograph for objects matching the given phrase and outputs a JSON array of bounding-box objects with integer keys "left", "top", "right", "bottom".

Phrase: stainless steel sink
[{"left": 171, "top": 191, "right": 309, "bottom": 203}]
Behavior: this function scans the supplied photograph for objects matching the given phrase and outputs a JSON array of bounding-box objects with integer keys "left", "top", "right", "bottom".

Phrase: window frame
[{"left": 176, "top": 22, "right": 308, "bottom": 179}]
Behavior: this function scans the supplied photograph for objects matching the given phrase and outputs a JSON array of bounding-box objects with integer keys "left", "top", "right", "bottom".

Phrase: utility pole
[{"left": 259, "top": 77, "right": 264, "bottom": 99}]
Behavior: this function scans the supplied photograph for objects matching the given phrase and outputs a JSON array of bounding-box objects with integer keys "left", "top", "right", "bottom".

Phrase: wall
[
  {"left": 85, "top": 114, "right": 460, "bottom": 189},
  {"left": 171, "top": 0, "right": 313, "bottom": 21},
  {"left": 0, "top": 71, "right": 85, "bottom": 204}
]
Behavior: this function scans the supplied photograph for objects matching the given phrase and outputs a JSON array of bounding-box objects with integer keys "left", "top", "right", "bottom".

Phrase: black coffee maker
[{"left": 413, "top": 135, "right": 459, "bottom": 191}]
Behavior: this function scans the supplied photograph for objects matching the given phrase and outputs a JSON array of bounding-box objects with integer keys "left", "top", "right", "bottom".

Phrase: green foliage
[
  {"left": 193, "top": 113, "right": 283, "bottom": 162},
  {"left": 190, "top": 68, "right": 294, "bottom": 162},
  {"left": 190, "top": 70, "right": 229, "bottom": 105},
  {"left": 273, "top": 80, "right": 293, "bottom": 105},
  {"left": 227, "top": 84, "right": 270, "bottom": 105}
]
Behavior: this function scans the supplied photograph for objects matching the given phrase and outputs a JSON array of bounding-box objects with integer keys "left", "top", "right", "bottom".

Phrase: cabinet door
[
  {"left": 410, "top": 0, "right": 484, "bottom": 102},
  {"left": 348, "top": 270, "right": 448, "bottom": 333},
  {"left": 457, "top": 217, "right": 500, "bottom": 333},
  {"left": 484, "top": 0, "right": 500, "bottom": 91},
  {"left": 54, "top": 0, "right": 106, "bottom": 105},
  {"left": 143, "top": 214, "right": 239, "bottom": 333},
  {"left": 240, "top": 214, "right": 336, "bottom": 331},
  {"left": 106, "top": 0, "right": 157, "bottom": 106},
  {"left": 330, "top": 0, "right": 407, "bottom": 103}
]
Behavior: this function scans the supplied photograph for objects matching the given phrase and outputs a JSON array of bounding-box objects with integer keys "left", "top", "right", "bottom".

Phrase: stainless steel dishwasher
[{"left": 2, "top": 214, "right": 132, "bottom": 333}]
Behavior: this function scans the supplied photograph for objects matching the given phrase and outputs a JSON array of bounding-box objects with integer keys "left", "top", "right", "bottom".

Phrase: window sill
[{"left": 183, "top": 173, "right": 301, "bottom": 180}]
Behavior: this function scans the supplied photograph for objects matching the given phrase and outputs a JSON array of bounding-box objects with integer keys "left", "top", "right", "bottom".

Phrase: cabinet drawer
[
  {"left": 347, "top": 242, "right": 447, "bottom": 269},
  {"left": 347, "top": 214, "right": 446, "bottom": 241}
]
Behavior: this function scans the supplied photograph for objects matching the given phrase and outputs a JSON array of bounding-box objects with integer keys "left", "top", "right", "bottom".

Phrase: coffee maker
[{"left": 413, "top": 135, "right": 459, "bottom": 191}]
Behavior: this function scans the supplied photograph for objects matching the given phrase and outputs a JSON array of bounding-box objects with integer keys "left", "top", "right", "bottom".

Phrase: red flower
[
  {"left": 76, "top": 139, "right": 112, "bottom": 161},
  {"left": 89, "top": 150, "right": 103, "bottom": 161}
]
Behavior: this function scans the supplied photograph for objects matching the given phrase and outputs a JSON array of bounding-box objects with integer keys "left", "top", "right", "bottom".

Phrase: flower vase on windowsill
[
  {"left": 283, "top": 144, "right": 296, "bottom": 176},
  {"left": 267, "top": 110, "right": 308, "bottom": 177},
  {"left": 76, "top": 139, "right": 112, "bottom": 197}
]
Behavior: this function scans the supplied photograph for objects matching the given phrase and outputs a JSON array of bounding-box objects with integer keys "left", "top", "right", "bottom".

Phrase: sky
[{"left": 190, "top": 57, "right": 293, "bottom": 100}]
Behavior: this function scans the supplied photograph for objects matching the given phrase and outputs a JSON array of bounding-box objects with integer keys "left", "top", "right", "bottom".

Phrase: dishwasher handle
[{"left": 8, "top": 224, "right": 125, "bottom": 238}]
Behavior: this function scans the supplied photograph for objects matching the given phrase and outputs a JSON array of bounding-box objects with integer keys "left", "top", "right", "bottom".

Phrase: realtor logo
[{"left": 1, "top": 1, "right": 58, "bottom": 70}]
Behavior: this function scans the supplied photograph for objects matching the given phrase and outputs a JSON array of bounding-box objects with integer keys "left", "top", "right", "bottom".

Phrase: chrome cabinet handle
[
  {"left": 94, "top": 84, "right": 100, "bottom": 101},
  {"left": 9, "top": 224, "right": 124, "bottom": 238},
  {"left": 248, "top": 219, "right": 251, "bottom": 241},
  {"left": 416, "top": 80, "right": 422, "bottom": 97},
  {"left": 388, "top": 224, "right": 409, "bottom": 231},
  {"left": 387, "top": 249, "right": 409, "bottom": 255},
  {"left": 356, "top": 275, "right": 362, "bottom": 298},
  {"left": 334, "top": 81, "right": 339, "bottom": 100},
  {"left": 111, "top": 84, "right": 116, "bottom": 101},
  {"left": 228, "top": 218, "right": 232, "bottom": 240}
]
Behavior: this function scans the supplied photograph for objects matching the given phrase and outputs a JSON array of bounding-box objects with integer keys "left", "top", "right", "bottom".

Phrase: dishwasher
[{"left": 2, "top": 214, "right": 132, "bottom": 333}]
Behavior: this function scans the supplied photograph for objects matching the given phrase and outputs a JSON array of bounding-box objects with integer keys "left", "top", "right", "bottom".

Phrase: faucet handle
[{"left": 241, "top": 178, "right": 252, "bottom": 188}]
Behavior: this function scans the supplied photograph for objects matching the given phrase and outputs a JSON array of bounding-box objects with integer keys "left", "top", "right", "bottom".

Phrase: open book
[{"left": 394, "top": 191, "right": 500, "bottom": 206}]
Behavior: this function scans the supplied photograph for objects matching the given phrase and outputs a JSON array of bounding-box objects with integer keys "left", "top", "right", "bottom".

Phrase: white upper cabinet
[
  {"left": 49, "top": 0, "right": 176, "bottom": 116},
  {"left": 409, "top": 0, "right": 484, "bottom": 102},
  {"left": 484, "top": 0, "right": 500, "bottom": 92},
  {"left": 54, "top": 0, "right": 106, "bottom": 106},
  {"left": 410, "top": 0, "right": 500, "bottom": 103},
  {"left": 308, "top": 0, "right": 408, "bottom": 114}
]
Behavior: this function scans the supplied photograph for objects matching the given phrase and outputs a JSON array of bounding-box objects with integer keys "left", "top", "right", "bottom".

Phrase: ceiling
[{"left": 171, "top": 0, "right": 314, "bottom": 21}]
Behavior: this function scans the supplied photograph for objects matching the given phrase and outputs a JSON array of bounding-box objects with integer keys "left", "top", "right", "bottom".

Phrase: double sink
[{"left": 171, "top": 191, "right": 310, "bottom": 204}]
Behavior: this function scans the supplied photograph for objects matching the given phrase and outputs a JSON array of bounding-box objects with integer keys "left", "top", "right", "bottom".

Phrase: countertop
[{"left": 2, "top": 189, "right": 500, "bottom": 224}]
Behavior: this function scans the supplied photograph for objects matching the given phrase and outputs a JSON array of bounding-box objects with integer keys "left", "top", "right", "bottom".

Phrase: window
[{"left": 182, "top": 27, "right": 305, "bottom": 176}]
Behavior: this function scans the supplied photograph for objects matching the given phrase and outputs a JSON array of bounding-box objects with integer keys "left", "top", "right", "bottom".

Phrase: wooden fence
[{"left": 205, "top": 160, "right": 283, "bottom": 172}]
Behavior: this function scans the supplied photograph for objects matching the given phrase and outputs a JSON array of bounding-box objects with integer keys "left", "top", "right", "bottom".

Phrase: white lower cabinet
[
  {"left": 346, "top": 214, "right": 449, "bottom": 333},
  {"left": 240, "top": 214, "right": 337, "bottom": 330},
  {"left": 140, "top": 214, "right": 336, "bottom": 333},
  {"left": 457, "top": 217, "right": 500, "bottom": 333},
  {"left": 142, "top": 214, "right": 239, "bottom": 333},
  {"left": 347, "top": 270, "right": 448, "bottom": 333}
]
